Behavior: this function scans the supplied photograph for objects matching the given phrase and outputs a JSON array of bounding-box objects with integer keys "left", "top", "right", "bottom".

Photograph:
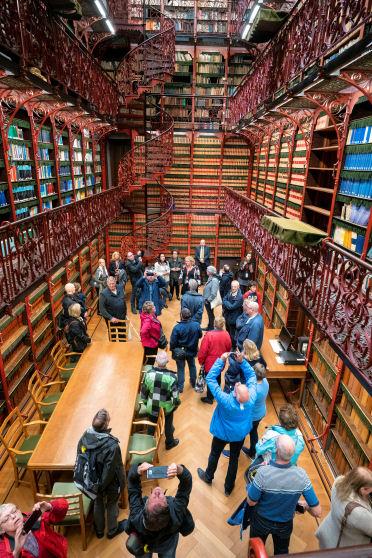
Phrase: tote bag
[{"left": 211, "top": 289, "right": 222, "bottom": 309}]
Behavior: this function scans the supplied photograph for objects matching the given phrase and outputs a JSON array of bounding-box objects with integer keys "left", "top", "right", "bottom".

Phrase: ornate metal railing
[
  {"left": 118, "top": 103, "right": 174, "bottom": 196},
  {"left": 0, "top": 189, "right": 120, "bottom": 312},
  {"left": 224, "top": 187, "right": 372, "bottom": 386},
  {"left": 121, "top": 182, "right": 173, "bottom": 258},
  {"left": 116, "top": 7, "right": 175, "bottom": 98},
  {"left": 228, "top": 0, "right": 372, "bottom": 128},
  {"left": 0, "top": 0, "right": 118, "bottom": 119}
]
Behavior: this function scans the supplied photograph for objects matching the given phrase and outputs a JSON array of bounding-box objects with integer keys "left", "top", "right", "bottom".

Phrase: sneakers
[
  {"left": 201, "top": 397, "right": 213, "bottom": 405},
  {"left": 166, "top": 438, "right": 179, "bottom": 450},
  {"left": 107, "top": 520, "right": 126, "bottom": 539},
  {"left": 197, "top": 468, "right": 212, "bottom": 485},
  {"left": 241, "top": 446, "right": 254, "bottom": 458}
]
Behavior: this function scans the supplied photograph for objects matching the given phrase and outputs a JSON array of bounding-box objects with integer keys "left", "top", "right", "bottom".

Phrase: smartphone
[
  {"left": 295, "top": 503, "right": 306, "bottom": 514},
  {"left": 146, "top": 466, "right": 169, "bottom": 479},
  {"left": 22, "top": 509, "right": 42, "bottom": 534}
]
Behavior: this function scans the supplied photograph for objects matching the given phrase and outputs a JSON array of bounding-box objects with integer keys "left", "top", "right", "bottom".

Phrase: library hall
[{"left": 0, "top": 1, "right": 371, "bottom": 557}]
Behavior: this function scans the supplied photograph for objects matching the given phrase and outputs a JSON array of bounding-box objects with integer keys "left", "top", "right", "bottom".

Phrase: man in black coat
[
  {"left": 222, "top": 280, "right": 243, "bottom": 348},
  {"left": 126, "top": 251, "right": 144, "bottom": 314},
  {"left": 194, "top": 239, "right": 211, "bottom": 285},
  {"left": 77, "top": 409, "right": 125, "bottom": 539},
  {"left": 126, "top": 462, "right": 193, "bottom": 556},
  {"left": 219, "top": 265, "right": 233, "bottom": 300},
  {"left": 99, "top": 276, "right": 127, "bottom": 339}
]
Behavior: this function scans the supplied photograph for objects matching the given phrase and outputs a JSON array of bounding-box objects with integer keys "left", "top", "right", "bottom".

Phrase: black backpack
[{"left": 74, "top": 442, "right": 101, "bottom": 500}]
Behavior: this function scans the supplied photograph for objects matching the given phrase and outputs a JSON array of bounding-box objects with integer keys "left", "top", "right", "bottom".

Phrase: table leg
[
  {"left": 30, "top": 470, "right": 39, "bottom": 498},
  {"left": 299, "top": 377, "right": 305, "bottom": 404},
  {"left": 120, "top": 486, "right": 128, "bottom": 509}
]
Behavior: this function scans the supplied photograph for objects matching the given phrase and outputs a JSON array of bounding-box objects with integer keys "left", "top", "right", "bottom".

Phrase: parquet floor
[{"left": 0, "top": 293, "right": 330, "bottom": 557}]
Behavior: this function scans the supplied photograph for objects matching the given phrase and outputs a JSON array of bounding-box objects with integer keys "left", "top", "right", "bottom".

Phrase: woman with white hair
[
  {"left": 0, "top": 499, "right": 68, "bottom": 557},
  {"left": 202, "top": 265, "right": 221, "bottom": 331}
]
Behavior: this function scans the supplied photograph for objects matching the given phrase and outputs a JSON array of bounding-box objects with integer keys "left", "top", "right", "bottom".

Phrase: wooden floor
[{"left": 0, "top": 292, "right": 330, "bottom": 557}]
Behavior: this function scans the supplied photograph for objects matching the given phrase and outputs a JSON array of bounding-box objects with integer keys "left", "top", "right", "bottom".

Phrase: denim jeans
[
  {"left": 176, "top": 356, "right": 197, "bottom": 390},
  {"left": 205, "top": 436, "right": 244, "bottom": 493},
  {"left": 136, "top": 533, "right": 179, "bottom": 557},
  {"left": 250, "top": 510, "right": 293, "bottom": 555}
]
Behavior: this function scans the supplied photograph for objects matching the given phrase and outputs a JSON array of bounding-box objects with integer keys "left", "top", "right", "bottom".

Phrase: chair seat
[
  {"left": 15, "top": 435, "right": 42, "bottom": 466},
  {"left": 135, "top": 395, "right": 147, "bottom": 416},
  {"left": 60, "top": 369, "right": 73, "bottom": 381},
  {"left": 52, "top": 482, "right": 91, "bottom": 523},
  {"left": 127, "top": 433, "right": 156, "bottom": 466},
  {"left": 40, "top": 393, "right": 61, "bottom": 419}
]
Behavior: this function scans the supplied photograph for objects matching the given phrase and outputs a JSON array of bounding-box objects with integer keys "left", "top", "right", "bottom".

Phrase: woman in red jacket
[
  {"left": 140, "top": 300, "right": 162, "bottom": 365},
  {"left": 0, "top": 499, "right": 68, "bottom": 558},
  {"left": 198, "top": 316, "right": 232, "bottom": 404}
]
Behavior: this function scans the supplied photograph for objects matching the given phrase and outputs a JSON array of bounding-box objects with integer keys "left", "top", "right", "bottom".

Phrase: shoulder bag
[
  {"left": 172, "top": 347, "right": 186, "bottom": 360},
  {"left": 336, "top": 501, "right": 364, "bottom": 547},
  {"left": 211, "top": 288, "right": 222, "bottom": 309}
]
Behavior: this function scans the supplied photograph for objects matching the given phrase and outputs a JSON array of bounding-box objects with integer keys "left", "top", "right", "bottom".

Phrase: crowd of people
[{"left": 3, "top": 240, "right": 371, "bottom": 557}]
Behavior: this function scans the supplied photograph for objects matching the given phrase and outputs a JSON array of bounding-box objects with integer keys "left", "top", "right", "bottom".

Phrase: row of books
[
  {"left": 40, "top": 183, "right": 55, "bottom": 197},
  {"left": 39, "top": 165, "right": 54, "bottom": 179},
  {"left": 339, "top": 202, "right": 370, "bottom": 227},
  {"left": 339, "top": 177, "right": 372, "bottom": 198},
  {"left": 38, "top": 148, "right": 51, "bottom": 160},
  {"left": 60, "top": 179, "right": 73, "bottom": 192},
  {"left": 74, "top": 177, "right": 85, "bottom": 189},
  {"left": 8, "top": 144, "right": 31, "bottom": 160},
  {"left": 0, "top": 191, "right": 8, "bottom": 206},
  {"left": 8, "top": 124, "right": 27, "bottom": 140},
  {"left": 59, "top": 166, "right": 71, "bottom": 177},
  {"left": 15, "top": 206, "right": 38, "bottom": 219},
  {"left": 347, "top": 125, "right": 372, "bottom": 145},
  {"left": 344, "top": 152, "right": 372, "bottom": 171},
  {"left": 333, "top": 225, "right": 365, "bottom": 253},
  {"left": 39, "top": 128, "right": 51, "bottom": 143},
  {"left": 12, "top": 185, "right": 36, "bottom": 202},
  {"left": 9, "top": 164, "right": 33, "bottom": 181},
  {"left": 59, "top": 150, "right": 70, "bottom": 161},
  {"left": 73, "top": 139, "right": 82, "bottom": 149},
  {"left": 74, "top": 152, "right": 83, "bottom": 162}
]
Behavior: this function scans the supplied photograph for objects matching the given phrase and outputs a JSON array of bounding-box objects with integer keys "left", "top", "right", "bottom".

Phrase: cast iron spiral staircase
[{"left": 116, "top": 5, "right": 175, "bottom": 258}]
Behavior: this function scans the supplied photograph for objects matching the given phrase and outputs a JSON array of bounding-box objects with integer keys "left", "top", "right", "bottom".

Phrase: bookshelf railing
[
  {"left": 118, "top": 103, "right": 174, "bottom": 196},
  {"left": 228, "top": 0, "right": 371, "bottom": 128},
  {"left": 0, "top": 0, "right": 118, "bottom": 119},
  {"left": 116, "top": 7, "right": 175, "bottom": 98},
  {"left": 0, "top": 188, "right": 120, "bottom": 312},
  {"left": 121, "top": 181, "right": 173, "bottom": 257},
  {"left": 224, "top": 187, "right": 372, "bottom": 388}
]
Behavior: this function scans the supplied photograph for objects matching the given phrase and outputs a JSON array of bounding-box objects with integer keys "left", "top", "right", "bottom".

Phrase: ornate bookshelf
[{"left": 72, "top": 131, "right": 85, "bottom": 202}]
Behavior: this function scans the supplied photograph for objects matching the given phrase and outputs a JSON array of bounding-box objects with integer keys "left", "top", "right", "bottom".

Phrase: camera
[{"left": 146, "top": 271, "right": 155, "bottom": 277}]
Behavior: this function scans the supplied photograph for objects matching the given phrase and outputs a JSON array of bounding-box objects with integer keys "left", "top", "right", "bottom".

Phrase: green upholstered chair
[
  {"left": 0, "top": 407, "right": 47, "bottom": 486},
  {"left": 127, "top": 408, "right": 165, "bottom": 468},
  {"left": 36, "top": 482, "right": 91, "bottom": 550},
  {"left": 51, "top": 340, "right": 80, "bottom": 384},
  {"left": 28, "top": 371, "right": 64, "bottom": 421}
]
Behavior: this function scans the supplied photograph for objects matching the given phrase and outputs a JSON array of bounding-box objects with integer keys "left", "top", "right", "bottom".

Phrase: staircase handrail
[
  {"left": 118, "top": 102, "right": 174, "bottom": 196},
  {"left": 116, "top": 7, "right": 175, "bottom": 98}
]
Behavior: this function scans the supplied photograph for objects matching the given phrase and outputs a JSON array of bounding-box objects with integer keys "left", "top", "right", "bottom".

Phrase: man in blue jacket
[
  {"left": 235, "top": 300, "right": 264, "bottom": 351},
  {"left": 170, "top": 308, "right": 202, "bottom": 392},
  {"left": 197, "top": 352, "right": 257, "bottom": 496},
  {"left": 181, "top": 279, "right": 204, "bottom": 323},
  {"left": 136, "top": 270, "right": 166, "bottom": 316}
]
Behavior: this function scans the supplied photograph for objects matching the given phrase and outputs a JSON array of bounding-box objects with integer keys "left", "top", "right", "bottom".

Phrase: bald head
[
  {"left": 276, "top": 434, "right": 295, "bottom": 462},
  {"left": 235, "top": 383, "right": 249, "bottom": 404}
]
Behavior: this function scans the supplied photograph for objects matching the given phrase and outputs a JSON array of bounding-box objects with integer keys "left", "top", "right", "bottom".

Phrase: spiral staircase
[{"left": 115, "top": 6, "right": 175, "bottom": 258}]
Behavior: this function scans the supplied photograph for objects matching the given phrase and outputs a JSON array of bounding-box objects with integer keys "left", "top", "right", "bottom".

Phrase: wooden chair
[
  {"left": 36, "top": 482, "right": 91, "bottom": 551},
  {"left": 51, "top": 340, "right": 81, "bottom": 384},
  {"left": 127, "top": 408, "right": 165, "bottom": 467},
  {"left": 28, "top": 371, "right": 64, "bottom": 421},
  {"left": 107, "top": 319, "right": 129, "bottom": 342},
  {"left": 0, "top": 407, "right": 47, "bottom": 486}
]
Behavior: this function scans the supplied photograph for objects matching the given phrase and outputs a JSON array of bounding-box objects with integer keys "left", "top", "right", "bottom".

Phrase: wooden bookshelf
[
  {"left": 227, "top": 53, "right": 252, "bottom": 96},
  {"left": 332, "top": 106, "right": 372, "bottom": 259},
  {"left": 221, "top": 136, "right": 250, "bottom": 195},
  {"left": 72, "top": 131, "right": 85, "bottom": 202},
  {"left": 37, "top": 122, "right": 59, "bottom": 211},
  {"left": 58, "top": 129, "right": 74, "bottom": 205}
]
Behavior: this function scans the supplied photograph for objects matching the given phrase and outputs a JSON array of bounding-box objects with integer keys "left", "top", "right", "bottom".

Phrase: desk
[
  {"left": 28, "top": 341, "right": 144, "bottom": 493},
  {"left": 261, "top": 329, "right": 307, "bottom": 398}
]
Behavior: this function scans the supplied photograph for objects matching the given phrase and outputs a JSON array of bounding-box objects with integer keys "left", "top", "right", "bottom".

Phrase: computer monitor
[{"left": 279, "top": 326, "right": 293, "bottom": 351}]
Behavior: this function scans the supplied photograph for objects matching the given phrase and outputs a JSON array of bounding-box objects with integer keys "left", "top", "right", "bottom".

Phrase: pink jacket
[
  {"left": 198, "top": 330, "right": 232, "bottom": 373},
  {"left": 140, "top": 312, "right": 162, "bottom": 348}
]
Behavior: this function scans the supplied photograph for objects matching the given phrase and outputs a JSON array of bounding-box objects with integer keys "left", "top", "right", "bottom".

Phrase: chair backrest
[
  {"left": 108, "top": 319, "right": 129, "bottom": 342},
  {"left": 0, "top": 408, "right": 26, "bottom": 461},
  {"left": 50, "top": 340, "right": 64, "bottom": 364},
  {"left": 35, "top": 491, "right": 84, "bottom": 523},
  {"left": 154, "top": 407, "right": 165, "bottom": 444},
  {"left": 28, "top": 371, "right": 47, "bottom": 411}
]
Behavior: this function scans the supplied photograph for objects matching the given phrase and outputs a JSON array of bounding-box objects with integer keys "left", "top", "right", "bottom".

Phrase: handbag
[
  {"left": 211, "top": 289, "right": 222, "bottom": 310},
  {"left": 158, "top": 330, "right": 168, "bottom": 349},
  {"left": 126, "top": 531, "right": 147, "bottom": 556},
  {"left": 194, "top": 365, "right": 206, "bottom": 392},
  {"left": 172, "top": 347, "right": 186, "bottom": 360},
  {"left": 336, "top": 501, "right": 364, "bottom": 547}
]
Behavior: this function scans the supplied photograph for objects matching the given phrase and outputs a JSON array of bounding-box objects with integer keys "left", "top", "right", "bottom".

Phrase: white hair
[
  {"left": 65, "top": 282, "right": 75, "bottom": 295},
  {"left": 244, "top": 300, "right": 259, "bottom": 312},
  {"left": 188, "top": 279, "right": 198, "bottom": 291},
  {"left": 155, "top": 351, "right": 169, "bottom": 367},
  {"left": 276, "top": 434, "right": 295, "bottom": 462},
  {"left": 207, "top": 266, "right": 216, "bottom": 275},
  {"left": 0, "top": 504, "right": 17, "bottom": 534}
]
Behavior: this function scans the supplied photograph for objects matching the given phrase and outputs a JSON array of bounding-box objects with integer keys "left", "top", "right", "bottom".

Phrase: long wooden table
[
  {"left": 28, "top": 341, "right": 144, "bottom": 496},
  {"left": 260, "top": 328, "right": 307, "bottom": 398}
]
